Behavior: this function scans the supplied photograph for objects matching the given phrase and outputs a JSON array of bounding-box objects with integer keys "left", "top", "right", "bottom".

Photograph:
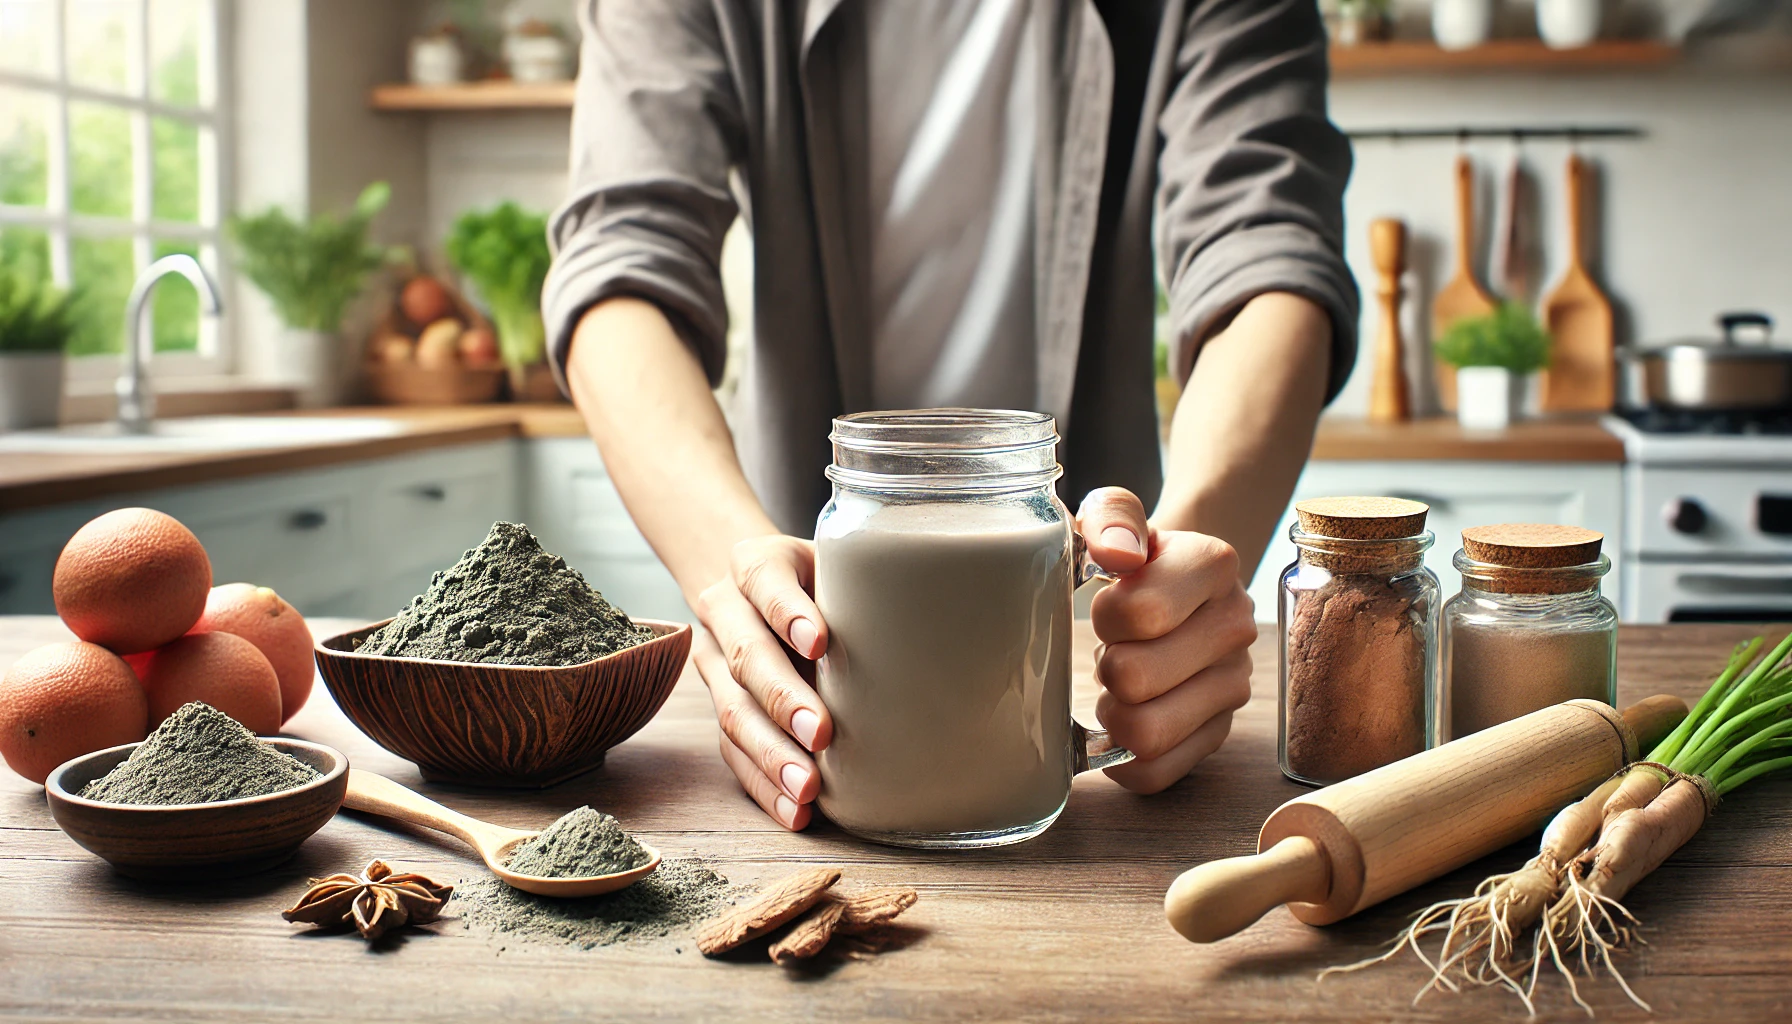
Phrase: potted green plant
[
  {"left": 1435, "top": 303, "right": 1552, "bottom": 430},
  {"left": 0, "top": 265, "right": 78, "bottom": 431},
  {"left": 228, "top": 181, "right": 394, "bottom": 406},
  {"left": 445, "top": 202, "right": 555, "bottom": 398}
]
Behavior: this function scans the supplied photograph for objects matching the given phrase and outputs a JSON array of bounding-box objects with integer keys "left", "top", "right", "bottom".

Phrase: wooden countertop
[
  {"left": 1, "top": 617, "right": 1785, "bottom": 1023},
  {"left": 1310, "top": 416, "right": 1626, "bottom": 462}
]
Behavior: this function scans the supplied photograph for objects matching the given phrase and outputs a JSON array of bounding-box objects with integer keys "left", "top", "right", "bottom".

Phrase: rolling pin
[{"left": 1165, "top": 695, "right": 1688, "bottom": 943}]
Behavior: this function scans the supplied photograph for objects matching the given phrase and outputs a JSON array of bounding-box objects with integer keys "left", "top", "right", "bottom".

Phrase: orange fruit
[
  {"left": 194, "top": 583, "right": 315, "bottom": 724},
  {"left": 53, "top": 508, "right": 211, "bottom": 655},
  {"left": 136, "top": 632, "right": 281, "bottom": 735},
  {"left": 0, "top": 641, "right": 149, "bottom": 785}
]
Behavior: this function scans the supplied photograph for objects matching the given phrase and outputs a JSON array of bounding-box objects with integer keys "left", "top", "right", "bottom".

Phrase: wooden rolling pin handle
[
  {"left": 1623, "top": 694, "right": 1691, "bottom": 755},
  {"left": 1164, "top": 835, "right": 1330, "bottom": 944}
]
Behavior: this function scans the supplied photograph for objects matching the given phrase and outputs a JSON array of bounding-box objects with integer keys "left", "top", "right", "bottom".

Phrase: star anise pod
[{"left": 282, "top": 859, "right": 454, "bottom": 941}]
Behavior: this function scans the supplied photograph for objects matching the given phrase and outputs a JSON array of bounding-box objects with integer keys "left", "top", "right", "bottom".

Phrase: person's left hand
[{"left": 1076, "top": 487, "right": 1257, "bottom": 792}]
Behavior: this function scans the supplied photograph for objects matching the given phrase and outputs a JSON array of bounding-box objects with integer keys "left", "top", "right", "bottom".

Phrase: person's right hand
[{"left": 690, "top": 535, "right": 833, "bottom": 830}]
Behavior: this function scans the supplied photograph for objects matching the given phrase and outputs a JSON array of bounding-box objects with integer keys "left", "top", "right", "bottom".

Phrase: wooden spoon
[
  {"left": 1541, "top": 152, "right": 1616, "bottom": 412},
  {"left": 343, "top": 768, "right": 660, "bottom": 898},
  {"left": 1432, "top": 153, "right": 1498, "bottom": 412}
]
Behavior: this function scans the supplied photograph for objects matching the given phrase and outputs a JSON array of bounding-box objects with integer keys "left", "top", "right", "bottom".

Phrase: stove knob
[{"left": 1665, "top": 498, "right": 1708, "bottom": 535}]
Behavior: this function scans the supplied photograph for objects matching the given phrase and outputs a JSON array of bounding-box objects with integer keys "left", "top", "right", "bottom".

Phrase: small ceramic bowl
[
  {"left": 45, "top": 739, "right": 349, "bottom": 881},
  {"left": 314, "top": 618, "right": 691, "bottom": 788}
]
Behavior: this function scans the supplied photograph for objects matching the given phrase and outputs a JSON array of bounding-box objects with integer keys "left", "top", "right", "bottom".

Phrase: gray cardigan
[{"left": 544, "top": 0, "right": 1357, "bottom": 536}]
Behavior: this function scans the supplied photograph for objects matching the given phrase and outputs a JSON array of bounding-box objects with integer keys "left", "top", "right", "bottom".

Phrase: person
[{"left": 543, "top": 0, "right": 1357, "bottom": 830}]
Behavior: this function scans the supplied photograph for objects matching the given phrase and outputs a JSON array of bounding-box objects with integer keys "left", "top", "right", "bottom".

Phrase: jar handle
[{"left": 1070, "top": 528, "right": 1135, "bottom": 774}]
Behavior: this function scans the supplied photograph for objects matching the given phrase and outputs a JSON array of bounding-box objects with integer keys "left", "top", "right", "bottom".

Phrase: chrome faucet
[{"left": 117, "top": 254, "right": 223, "bottom": 434}]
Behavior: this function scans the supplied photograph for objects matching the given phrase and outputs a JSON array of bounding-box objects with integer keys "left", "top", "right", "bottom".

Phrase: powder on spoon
[
  {"left": 80, "top": 701, "right": 319, "bottom": 805},
  {"left": 457, "top": 859, "right": 739, "bottom": 950},
  {"left": 505, "top": 806, "right": 652, "bottom": 878},
  {"left": 359, "top": 521, "right": 651, "bottom": 667}
]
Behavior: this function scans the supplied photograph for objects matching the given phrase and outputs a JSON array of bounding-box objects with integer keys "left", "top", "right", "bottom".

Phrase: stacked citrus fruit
[{"left": 0, "top": 508, "right": 315, "bottom": 784}]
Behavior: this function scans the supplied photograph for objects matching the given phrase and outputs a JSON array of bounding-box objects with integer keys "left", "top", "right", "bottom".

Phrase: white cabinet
[
  {"left": 1245, "top": 461, "right": 1625, "bottom": 621},
  {"left": 0, "top": 442, "right": 520, "bottom": 620},
  {"left": 520, "top": 439, "right": 689, "bottom": 622}
]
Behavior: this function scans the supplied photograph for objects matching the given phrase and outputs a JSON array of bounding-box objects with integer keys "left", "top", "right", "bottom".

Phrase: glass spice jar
[
  {"left": 1279, "top": 497, "right": 1439, "bottom": 786},
  {"left": 1441, "top": 524, "right": 1617, "bottom": 742}
]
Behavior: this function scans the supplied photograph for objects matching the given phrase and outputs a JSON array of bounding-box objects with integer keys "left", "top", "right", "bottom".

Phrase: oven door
[{"left": 1626, "top": 560, "right": 1792, "bottom": 623}]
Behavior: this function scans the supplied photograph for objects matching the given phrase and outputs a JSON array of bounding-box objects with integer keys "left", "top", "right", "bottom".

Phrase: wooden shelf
[
  {"left": 369, "top": 80, "right": 575, "bottom": 111},
  {"left": 1331, "top": 39, "right": 1680, "bottom": 75}
]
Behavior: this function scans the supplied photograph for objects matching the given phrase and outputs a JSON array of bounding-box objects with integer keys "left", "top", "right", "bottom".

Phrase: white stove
[{"left": 1603, "top": 413, "right": 1792, "bottom": 623}]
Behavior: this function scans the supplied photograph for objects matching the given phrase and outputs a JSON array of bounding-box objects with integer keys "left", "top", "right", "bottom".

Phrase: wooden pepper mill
[
  {"left": 1164, "top": 695, "right": 1688, "bottom": 943},
  {"left": 1367, "top": 218, "right": 1411, "bottom": 423}
]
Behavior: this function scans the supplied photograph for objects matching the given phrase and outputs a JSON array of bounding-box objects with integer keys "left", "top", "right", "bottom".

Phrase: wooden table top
[{"left": 2, "top": 617, "right": 1785, "bottom": 1023}]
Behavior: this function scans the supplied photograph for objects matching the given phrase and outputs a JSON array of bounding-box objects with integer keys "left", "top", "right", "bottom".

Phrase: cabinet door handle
[
  {"left": 288, "top": 509, "right": 328, "bottom": 531},
  {"left": 413, "top": 484, "right": 447, "bottom": 502}
]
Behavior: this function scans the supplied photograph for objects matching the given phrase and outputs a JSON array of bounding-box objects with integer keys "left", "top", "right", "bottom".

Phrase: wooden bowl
[
  {"left": 44, "top": 740, "right": 349, "bottom": 881},
  {"left": 314, "top": 619, "right": 691, "bottom": 788}
]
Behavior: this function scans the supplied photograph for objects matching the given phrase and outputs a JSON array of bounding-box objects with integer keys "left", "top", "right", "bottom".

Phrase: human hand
[
  {"left": 1076, "top": 488, "right": 1257, "bottom": 793},
  {"left": 690, "top": 535, "right": 832, "bottom": 830}
]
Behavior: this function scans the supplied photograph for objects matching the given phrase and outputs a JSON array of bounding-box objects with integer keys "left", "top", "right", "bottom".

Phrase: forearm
[
  {"left": 1154, "top": 292, "right": 1331, "bottom": 581},
  {"left": 564, "top": 296, "right": 779, "bottom": 602}
]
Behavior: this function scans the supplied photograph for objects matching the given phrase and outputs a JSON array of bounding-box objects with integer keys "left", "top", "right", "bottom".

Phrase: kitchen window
[{"left": 0, "top": 0, "right": 229, "bottom": 383}]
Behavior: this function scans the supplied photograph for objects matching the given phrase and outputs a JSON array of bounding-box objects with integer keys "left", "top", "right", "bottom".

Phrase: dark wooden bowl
[
  {"left": 314, "top": 618, "right": 691, "bottom": 788},
  {"left": 44, "top": 740, "right": 349, "bottom": 881}
]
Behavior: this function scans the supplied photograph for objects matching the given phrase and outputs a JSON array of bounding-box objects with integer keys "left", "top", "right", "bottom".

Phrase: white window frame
[{"left": 0, "top": 0, "right": 233, "bottom": 385}]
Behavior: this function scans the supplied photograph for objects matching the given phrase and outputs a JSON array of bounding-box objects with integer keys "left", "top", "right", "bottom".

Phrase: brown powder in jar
[
  {"left": 1447, "top": 624, "right": 1614, "bottom": 739},
  {"left": 1284, "top": 575, "right": 1428, "bottom": 782}
]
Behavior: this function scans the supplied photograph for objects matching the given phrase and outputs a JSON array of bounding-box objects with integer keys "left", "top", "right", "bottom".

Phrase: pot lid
[{"left": 1648, "top": 312, "right": 1789, "bottom": 357}]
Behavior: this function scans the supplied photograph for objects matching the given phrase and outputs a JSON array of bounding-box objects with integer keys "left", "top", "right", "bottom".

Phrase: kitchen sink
[{"left": 0, "top": 416, "right": 406, "bottom": 454}]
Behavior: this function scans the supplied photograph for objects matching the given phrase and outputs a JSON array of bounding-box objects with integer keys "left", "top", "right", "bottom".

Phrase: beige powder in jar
[{"left": 1446, "top": 623, "right": 1615, "bottom": 739}]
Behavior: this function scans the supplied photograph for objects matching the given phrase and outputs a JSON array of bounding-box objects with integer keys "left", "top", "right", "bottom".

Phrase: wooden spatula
[
  {"left": 1541, "top": 153, "right": 1616, "bottom": 412},
  {"left": 1432, "top": 154, "right": 1498, "bottom": 412}
]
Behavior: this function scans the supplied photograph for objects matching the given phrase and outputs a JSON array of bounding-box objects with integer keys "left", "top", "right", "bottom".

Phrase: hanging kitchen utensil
[
  {"left": 1367, "top": 218, "right": 1412, "bottom": 423},
  {"left": 1541, "top": 153, "right": 1617, "bottom": 412},
  {"left": 1433, "top": 153, "right": 1498, "bottom": 412},
  {"left": 1492, "top": 142, "right": 1540, "bottom": 304},
  {"left": 1163, "top": 695, "right": 1688, "bottom": 943},
  {"left": 1619, "top": 312, "right": 1792, "bottom": 411}
]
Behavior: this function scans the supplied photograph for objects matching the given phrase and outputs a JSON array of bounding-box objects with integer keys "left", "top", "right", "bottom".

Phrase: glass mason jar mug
[{"left": 813, "top": 409, "right": 1133, "bottom": 849}]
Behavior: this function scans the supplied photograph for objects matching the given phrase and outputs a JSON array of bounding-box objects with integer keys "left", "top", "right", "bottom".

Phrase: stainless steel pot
[{"left": 1621, "top": 313, "right": 1792, "bottom": 411}]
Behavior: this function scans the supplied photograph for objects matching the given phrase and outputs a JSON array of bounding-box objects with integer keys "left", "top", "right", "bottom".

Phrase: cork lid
[
  {"left": 1295, "top": 497, "right": 1429, "bottom": 540},
  {"left": 1462, "top": 524, "right": 1604, "bottom": 567}
]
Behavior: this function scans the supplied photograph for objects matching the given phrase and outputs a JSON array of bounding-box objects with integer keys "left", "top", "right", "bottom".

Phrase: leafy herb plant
[
  {"left": 227, "top": 182, "right": 393, "bottom": 333},
  {"left": 0, "top": 264, "right": 78, "bottom": 355},
  {"left": 1434, "top": 302, "right": 1551, "bottom": 373},
  {"left": 445, "top": 202, "right": 551, "bottom": 373}
]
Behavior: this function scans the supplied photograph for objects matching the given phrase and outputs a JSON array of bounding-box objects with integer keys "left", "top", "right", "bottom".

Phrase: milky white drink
[{"left": 815, "top": 499, "right": 1074, "bottom": 843}]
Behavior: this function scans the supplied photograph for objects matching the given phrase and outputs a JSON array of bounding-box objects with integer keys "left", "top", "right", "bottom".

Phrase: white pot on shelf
[
  {"left": 1456, "top": 366, "right": 1519, "bottom": 430},
  {"left": 0, "top": 352, "right": 66, "bottom": 431},
  {"left": 279, "top": 329, "right": 348, "bottom": 409},
  {"left": 1433, "top": 0, "right": 1495, "bottom": 51},
  {"left": 1537, "top": 0, "right": 1602, "bottom": 49}
]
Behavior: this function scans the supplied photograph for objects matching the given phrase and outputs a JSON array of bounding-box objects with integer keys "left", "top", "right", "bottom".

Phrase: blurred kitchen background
[{"left": 1, "top": 0, "right": 1791, "bottom": 624}]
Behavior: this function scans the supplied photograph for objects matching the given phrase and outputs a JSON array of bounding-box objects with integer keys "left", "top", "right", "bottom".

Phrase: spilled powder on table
[
  {"left": 456, "top": 859, "right": 741, "bottom": 950},
  {"left": 505, "top": 806, "right": 652, "bottom": 878},
  {"left": 80, "top": 701, "right": 319, "bottom": 805},
  {"left": 359, "top": 521, "right": 651, "bottom": 667}
]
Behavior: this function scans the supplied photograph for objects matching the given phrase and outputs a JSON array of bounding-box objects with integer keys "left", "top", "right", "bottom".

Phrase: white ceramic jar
[
  {"left": 1538, "top": 0, "right": 1602, "bottom": 49},
  {"left": 1433, "top": 0, "right": 1495, "bottom": 51},
  {"left": 408, "top": 33, "right": 465, "bottom": 87},
  {"left": 1456, "top": 366, "right": 1519, "bottom": 430},
  {"left": 504, "top": 30, "right": 571, "bottom": 83}
]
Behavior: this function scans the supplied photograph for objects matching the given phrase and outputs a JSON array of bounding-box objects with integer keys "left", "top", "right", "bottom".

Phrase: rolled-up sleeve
[
  {"left": 543, "top": 0, "right": 745, "bottom": 390},
  {"left": 1154, "top": 0, "right": 1357, "bottom": 400}
]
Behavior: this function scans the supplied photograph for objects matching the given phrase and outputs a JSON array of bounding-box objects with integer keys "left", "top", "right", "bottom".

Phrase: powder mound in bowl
[
  {"left": 458, "top": 858, "right": 739, "bottom": 950},
  {"left": 358, "top": 521, "right": 652, "bottom": 667},
  {"left": 506, "top": 806, "right": 652, "bottom": 878},
  {"left": 79, "top": 701, "right": 320, "bottom": 805}
]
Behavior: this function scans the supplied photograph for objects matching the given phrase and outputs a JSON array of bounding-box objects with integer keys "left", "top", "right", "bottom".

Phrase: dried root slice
[
  {"left": 695, "top": 867, "right": 841, "bottom": 955},
  {"left": 834, "top": 886, "right": 920, "bottom": 934},
  {"left": 769, "top": 900, "right": 847, "bottom": 965}
]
